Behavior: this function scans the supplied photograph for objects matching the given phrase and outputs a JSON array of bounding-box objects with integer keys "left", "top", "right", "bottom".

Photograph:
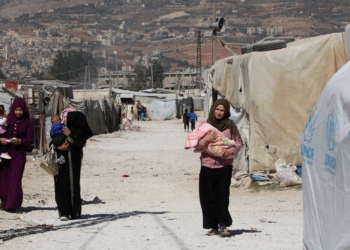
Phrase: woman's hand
[
  {"left": 62, "top": 127, "right": 71, "bottom": 136},
  {"left": 0, "top": 138, "right": 8, "bottom": 145},
  {"left": 57, "top": 141, "right": 69, "bottom": 151},
  {"left": 11, "top": 138, "right": 21, "bottom": 145},
  {"left": 221, "top": 149, "right": 230, "bottom": 159},
  {"left": 203, "top": 131, "right": 218, "bottom": 143}
]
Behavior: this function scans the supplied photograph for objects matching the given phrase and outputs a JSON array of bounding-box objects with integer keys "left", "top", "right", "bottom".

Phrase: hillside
[{"left": 0, "top": 0, "right": 349, "bottom": 75}]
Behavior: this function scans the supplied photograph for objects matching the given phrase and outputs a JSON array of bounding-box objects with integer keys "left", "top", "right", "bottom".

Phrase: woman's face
[
  {"left": 214, "top": 104, "right": 225, "bottom": 120},
  {"left": 14, "top": 107, "right": 24, "bottom": 118}
]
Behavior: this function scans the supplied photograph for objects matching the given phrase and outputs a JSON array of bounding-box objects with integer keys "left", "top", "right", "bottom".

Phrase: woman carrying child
[
  {"left": 0, "top": 98, "right": 33, "bottom": 213},
  {"left": 54, "top": 109, "right": 93, "bottom": 221},
  {"left": 195, "top": 99, "right": 242, "bottom": 237}
]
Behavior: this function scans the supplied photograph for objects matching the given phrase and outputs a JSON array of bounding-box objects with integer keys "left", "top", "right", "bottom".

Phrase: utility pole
[
  {"left": 114, "top": 50, "right": 119, "bottom": 89},
  {"left": 212, "top": 3, "right": 218, "bottom": 104},
  {"left": 88, "top": 61, "right": 90, "bottom": 86},
  {"left": 150, "top": 64, "right": 154, "bottom": 91},
  {"left": 196, "top": 30, "right": 202, "bottom": 94},
  {"left": 84, "top": 66, "right": 87, "bottom": 89}
]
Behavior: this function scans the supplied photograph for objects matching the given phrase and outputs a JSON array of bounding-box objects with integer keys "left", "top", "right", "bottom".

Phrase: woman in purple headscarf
[{"left": 0, "top": 98, "right": 33, "bottom": 213}]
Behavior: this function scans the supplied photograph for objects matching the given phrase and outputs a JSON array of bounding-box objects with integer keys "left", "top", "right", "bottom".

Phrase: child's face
[{"left": 51, "top": 116, "right": 61, "bottom": 124}]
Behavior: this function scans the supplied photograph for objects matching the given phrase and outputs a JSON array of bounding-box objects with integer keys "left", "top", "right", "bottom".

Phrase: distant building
[
  {"left": 247, "top": 27, "right": 256, "bottom": 35},
  {"left": 267, "top": 26, "right": 283, "bottom": 35},
  {"left": 257, "top": 27, "right": 266, "bottom": 34},
  {"left": 119, "top": 21, "right": 125, "bottom": 30},
  {"left": 122, "top": 65, "right": 132, "bottom": 72}
]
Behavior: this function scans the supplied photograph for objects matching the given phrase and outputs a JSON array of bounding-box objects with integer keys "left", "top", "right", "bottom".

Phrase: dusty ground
[{"left": 0, "top": 117, "right": 302, "bottom": 250}]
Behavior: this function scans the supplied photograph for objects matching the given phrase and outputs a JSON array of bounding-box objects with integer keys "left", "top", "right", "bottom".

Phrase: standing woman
[
  {"left": 0, "top": 98, "right": 33, "bottom": 212},
  {"left": 195, "top": 99, "right": 242, "bottom": 237},
  {"left": 55, "top": 111, "right": 93, "bottom": 221}
]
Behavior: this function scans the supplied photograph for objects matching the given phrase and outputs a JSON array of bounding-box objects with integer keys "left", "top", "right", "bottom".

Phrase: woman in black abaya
[{"left": 55, "top": 111, "right": 93, "bottom": 221}]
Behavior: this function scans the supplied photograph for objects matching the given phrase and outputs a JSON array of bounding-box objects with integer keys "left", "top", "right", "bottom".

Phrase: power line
[{"left": 49, "top": 66, "right": 87, "bottom": 77}]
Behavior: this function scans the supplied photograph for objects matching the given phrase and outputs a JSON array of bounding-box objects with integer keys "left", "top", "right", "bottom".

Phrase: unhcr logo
[
  {"left": 302, "top": 144, "right": 314, "bottom": 164},
  {"left": 326, "top": 109, "right": 337, "bottom": 152},
  {"left": 302, "top": 108, "right": 316, "bottom": 165},
  {"left": 303, "top": 108, "right": 316, "bottom": 144},
  {"left": 325, "top": 153, "right": 336, "bottom": 176}
]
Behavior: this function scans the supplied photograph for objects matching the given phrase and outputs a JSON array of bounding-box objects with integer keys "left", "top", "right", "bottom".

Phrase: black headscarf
[
  {"left": 207, "top": 99, "right": 241, "bottom": 138},
  {"left": 67, "top": 112, "right": 93, "bottom": 141}
]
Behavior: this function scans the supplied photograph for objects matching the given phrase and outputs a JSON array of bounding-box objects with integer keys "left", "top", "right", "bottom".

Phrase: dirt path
[{"left": 0, "top": 118, "right": 302, "bottom": 249}]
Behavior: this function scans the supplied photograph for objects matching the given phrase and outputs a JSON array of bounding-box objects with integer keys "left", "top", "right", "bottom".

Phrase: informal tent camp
[{"left": 208, "top": 33, "right": 347, "bottom": 172}]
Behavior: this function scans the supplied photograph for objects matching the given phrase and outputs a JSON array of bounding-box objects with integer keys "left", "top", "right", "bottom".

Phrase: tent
[
  {"left": 111, "top": 88, "right": 181, "bottom": 121},
  {"left": 303, "top": 25, "right": 350, "bottom": 250},
  {"left": 0, "top": 92, "right": 13, "bottom": 112},
  {"left": 208, "top": 33, "right": 347, "bottom": 173},
  {"left": 149, "top": 99, "right": 177, "bottom": 120},
  {"left": 302, "top": 60, "right": 350, "bottom": 250}
]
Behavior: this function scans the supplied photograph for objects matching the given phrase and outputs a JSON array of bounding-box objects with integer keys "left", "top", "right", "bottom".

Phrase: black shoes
[{"left": 4, "top": 208, "right": 23, "bottom": 214}]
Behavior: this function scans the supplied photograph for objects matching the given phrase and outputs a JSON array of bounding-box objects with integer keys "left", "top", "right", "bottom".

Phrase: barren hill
[{"left": 0, "top": 0, "right": 99, "bottom": 18}]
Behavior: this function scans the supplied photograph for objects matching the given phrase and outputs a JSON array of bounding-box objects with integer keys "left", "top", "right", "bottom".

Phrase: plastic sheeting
[
  {"left": 346, "top": 24, "right": 350, "bottom": 61},
  {"left": 0, "top": 92, "right": 13, "bottom": 112},
  {"left": 302, "top": 61, "right": 350, "bottom": 250},
  {"left": 209, "top": 33, "right": 347, "bottom": 172},
  {"left": 149, "top": 99, "right": 177, "bottom": 121}
]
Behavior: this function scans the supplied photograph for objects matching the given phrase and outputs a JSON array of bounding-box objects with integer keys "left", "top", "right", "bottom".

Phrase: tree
[
  {"left": 31, "top": 70, "right": 45, "bottom": 80},
  {"left": 147, "top": 60, "right": 165, "bottom": 88},
  {"left": 127, "top": 64, "right": 148, "bottom": 91},
  {"left": 0, "top": 69, "right": 6, "bottom": 79},
  {"left": 49, "top": 50, "right": 97, "bottom": 81}
]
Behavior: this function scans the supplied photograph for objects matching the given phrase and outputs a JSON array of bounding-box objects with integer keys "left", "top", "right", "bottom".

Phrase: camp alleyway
[{"left": 0, "top": 118, "right": 302, "bottom": 250}]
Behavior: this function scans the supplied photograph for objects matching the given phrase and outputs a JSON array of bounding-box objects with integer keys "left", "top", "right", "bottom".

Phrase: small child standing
[
  {"left": 140, "top": 106, "right": 146, "bottom": 121},
  {"left": 130, "top": 106, "right": 135, "bottom": 121},
  {"left": 50, "top": 115, "right": 67, "bottom": 164},
  {"left": 0, "top": 105, "right": 11, "bottom": 160},
  {"left": 188, "top": 108, "right": 198, "bottom": 132},
  {"left": 183, "top": 108, "right": 190, "bottom": 133}
]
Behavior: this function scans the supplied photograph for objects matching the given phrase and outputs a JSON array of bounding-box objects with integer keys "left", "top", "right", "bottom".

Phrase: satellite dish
[{"left": 209, "top": 17, "right": 226, "bottom": 32}]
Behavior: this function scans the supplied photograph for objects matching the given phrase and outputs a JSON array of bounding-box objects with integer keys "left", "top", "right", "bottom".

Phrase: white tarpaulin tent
[
  {"left": 209, "top": 33, "right": 347, "bottom": 172},
  {"left": 149, "top": 99, "right": 177, "bottom": 121},
  {"left": 111, "top": 88, "right": 180, "bottom": 121},
  {"left": 0, "top": 92, "right": 13, "bottom": 112},
  {"left": 302, "top": 60, "right": 350, "bottom": 250}
]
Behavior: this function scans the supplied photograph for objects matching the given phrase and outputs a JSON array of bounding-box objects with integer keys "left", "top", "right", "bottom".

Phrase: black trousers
[
  {"left": 190, "top": 120, "right": 196, "bottom": 131},
  {"left": 184, "top": 121, "right": 189, "bottom": 130},
  {"left": 199, "top": 165, "right": 233, "bottom": 230}
]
